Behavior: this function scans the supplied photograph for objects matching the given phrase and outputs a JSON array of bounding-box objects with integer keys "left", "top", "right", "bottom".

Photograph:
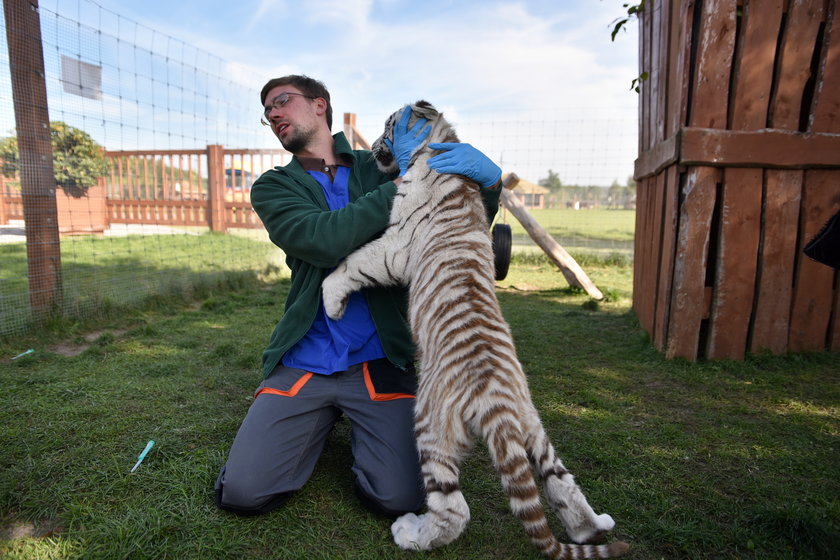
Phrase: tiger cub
[{"left": 321, "top": 101, "right": 629, "bottom": 559}]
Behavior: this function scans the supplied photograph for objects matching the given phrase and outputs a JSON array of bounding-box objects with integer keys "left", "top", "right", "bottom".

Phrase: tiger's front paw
[{"left": 321, "top": 271, "right": 349, "bottom": 320}]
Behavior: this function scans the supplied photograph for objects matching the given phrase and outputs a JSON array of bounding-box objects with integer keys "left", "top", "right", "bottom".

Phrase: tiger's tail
[{"left": 489, "top": 420, "right": 629, "bottom": 559}]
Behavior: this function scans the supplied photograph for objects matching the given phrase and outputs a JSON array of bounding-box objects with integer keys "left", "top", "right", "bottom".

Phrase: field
[
  {"left": 1, "top": 250, "right": 838, "bottom": 559},
  {"left": 496, "top": 208, "right": 635, "bottom": 257},
  {"left": 1, "top": 208, "right": 633, "bottom": 338},
  {"left": 0, "top": 231, "right": 286, "bottom": 338}
]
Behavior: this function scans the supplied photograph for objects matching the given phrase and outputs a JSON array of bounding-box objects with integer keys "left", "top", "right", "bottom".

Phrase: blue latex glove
[
  {"left": 385, "top": 107, "right": 431, "bottom": 176},
  {"left": 427, "top": 143, "right": 502, "bottom": 188}
]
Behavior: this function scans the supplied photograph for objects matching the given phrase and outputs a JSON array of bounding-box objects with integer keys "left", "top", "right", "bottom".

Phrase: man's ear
[{"left": 313, "top": 97, "right": 328, "bottom": 120}]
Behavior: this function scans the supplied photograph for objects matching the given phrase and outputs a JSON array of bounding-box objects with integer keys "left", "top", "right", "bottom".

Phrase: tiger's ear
[{"left": 410, "top": 100, "right": 439, "bottom": 121}]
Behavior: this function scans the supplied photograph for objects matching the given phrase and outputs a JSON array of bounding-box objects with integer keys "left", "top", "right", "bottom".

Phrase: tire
[{"left": 492, "top": 223, "right": 512, "bottom": 281}]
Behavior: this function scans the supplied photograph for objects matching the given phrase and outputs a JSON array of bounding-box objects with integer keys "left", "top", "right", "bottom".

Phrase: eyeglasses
[{"left": 260, "top": 92, "right": 316, "bottom": 126}]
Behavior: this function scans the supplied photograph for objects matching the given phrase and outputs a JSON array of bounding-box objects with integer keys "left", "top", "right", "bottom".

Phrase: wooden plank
[
  {"left": 653, "top": 165, "right": 680, "bottom": 351},
  {"left": 791, "top": 1, "right": 840, "bottom": 351},
  {"left": 647, "top": 171, "right": 667, "bottom": 339},
  {"left": 0, "top": 174, "right": 8, "bottom": 224},
  {"left": 222, "top": 148, "right": 288, "bottom": 156},
  {"left": 769, "top": 0, "right": 827, "bottom": 129},
  {"left": 666, "top": 0, "right": 694, "bottom": 138},
  {"left": 207, "top": 145, "right": 226, "bottom": 232},
  {"left": 706, "top": 168, "right": 763, "bottom": 359},
  {"left": 667, "top": 166, "right": 719, "bottom": 360},
  {"left": 642, "top": 175, "right": 659, "bottom": 333},
  {"left": 789, "top": 169, "right": 840, "bottom": 351},
  {"left": 688, "top": 0, "right": 736, "bottom": 128},
  {"left": 729, "top": 0, "right": 784, "bottom": 129},
  {"left": 809, "top": 0, "right": 840, "bottom": 132},
  {"left": 638, "top": 0, "right": 660, "bottom": 153},
  {"left": 104, "top": 149, "right": 206, "bottom": 157},
  {"left": 704, "top": 0, "right": 782, "bottom": 359},
  {"left": 634, "top": 131, "right": 679, "bottom": 179},
  {"left": 680, "top": 127, "right": 840, "bottom": 167},
  {"left": 637, "top": 127, "right": 840, "bottom": 181},
  {"left": 633, "top": 176, "right": 655, "bottom": 334},
  {"left": 499, "top": 187, "right": 603, "bottom": 299},
  {"left": 750, "top": 169, "right": 803, "bottom": 354},
  {"left": 651, "top": 0, "right": 665, "bottom": 146},
  {"left": 632, "top": 177, "right": 648, "bottom": 324}
]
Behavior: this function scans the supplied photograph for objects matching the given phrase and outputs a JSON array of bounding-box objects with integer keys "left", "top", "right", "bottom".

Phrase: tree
[
  {"left": 0, "top": 121, "right": 109, "bottom": 198},
  {"left": 538, "top": 169, "right": 563, "bottom": 193}
]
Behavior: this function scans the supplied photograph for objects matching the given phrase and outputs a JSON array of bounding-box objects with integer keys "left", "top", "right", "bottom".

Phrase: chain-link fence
[{"left": 1, "top": 0, "right": 637, "bottom": 338}]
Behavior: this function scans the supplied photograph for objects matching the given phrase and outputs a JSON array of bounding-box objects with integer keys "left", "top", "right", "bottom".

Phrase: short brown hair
[{"left": 260, "top": 75, "right": 333, "bottom": 130}]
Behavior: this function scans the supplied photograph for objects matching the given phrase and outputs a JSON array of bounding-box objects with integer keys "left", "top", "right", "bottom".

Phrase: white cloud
[{"left": 305, "top": 0, "right": 374, "bottom": 29}]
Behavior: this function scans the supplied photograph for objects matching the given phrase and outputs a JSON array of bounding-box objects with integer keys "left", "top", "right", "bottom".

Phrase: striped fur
[{"left": 322, "top": 101, "right": 629, "bottom": 559}]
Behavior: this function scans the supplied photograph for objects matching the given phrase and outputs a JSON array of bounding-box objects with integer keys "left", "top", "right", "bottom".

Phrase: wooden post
[
  {"left": 500, "top": 173, "right": 604, "bottom": 300},
  {"left": 343, "top": 113, "right": 371, "bottom": 150},
  {"left": 0, "top": 172, "right": 8, "bottom": 224},
  {"left": 4, "top": 0, "right": 62, "bottom": 316},
  {"left": 206, "top": 144, "right": 226, "bottom": 232}
]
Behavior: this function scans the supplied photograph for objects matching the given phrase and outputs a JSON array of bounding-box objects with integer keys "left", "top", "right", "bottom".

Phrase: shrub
[{"left": 0, "top": 121, "right": 109, "bottom": 198}]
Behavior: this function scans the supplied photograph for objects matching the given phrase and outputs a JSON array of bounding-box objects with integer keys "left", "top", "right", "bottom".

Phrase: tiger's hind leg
[
  {"left": 523, "top": 408, "right": 617, "bottom": 544},
  {"left": 390, "top": 480, "right": 470, "bottom": 551},
  {"left": 391, "top": 412, "right": 471, "bottom": 550}
]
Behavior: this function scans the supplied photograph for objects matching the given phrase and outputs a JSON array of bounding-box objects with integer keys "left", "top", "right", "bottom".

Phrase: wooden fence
[
  {"left": 0, "top": 113, "right": 373, "bottom": 234},
  {"left": 0, "top": 146, "right": 290, "bottom": 232},
  {"left": 634, "top": 0, "right": 840, "bottom": 360}
]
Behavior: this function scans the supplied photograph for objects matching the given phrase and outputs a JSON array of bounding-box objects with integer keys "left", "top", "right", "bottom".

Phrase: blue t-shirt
[{"left": 282, "top": 166, "right": 386, "bottom": 374}]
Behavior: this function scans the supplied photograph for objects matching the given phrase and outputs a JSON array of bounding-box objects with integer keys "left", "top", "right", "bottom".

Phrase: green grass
[
  {"left": 0, "top": 232, "right": 287, "bottom": 338},
  {"left": 500, "top": 208, "right": 636, "bottom": 242},
  {"left": 1, "top": 261, "right": 837, "bottom": 559},
  {"left": 494, "top": 208, "right": 635, "bottom": 257},
  {"left": 1, "top": 208, "right": 633, "bottom": 336}
]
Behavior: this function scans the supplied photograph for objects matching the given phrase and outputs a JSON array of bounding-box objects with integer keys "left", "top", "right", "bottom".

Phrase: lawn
[
  {"left": 495, "top": 208, "right": 635, "bottom": 257},
  {"left": 0, "top": 208, "right": 633, "bottom": 337},
  {"left": 501, "top": 208, "right": 636, "bottom": 242},
  {"left": 1, "top": 256, "right": 837, "bottom": 559},
  {"left": 0, "top": 232, "right": 286, "bottom": 338}
]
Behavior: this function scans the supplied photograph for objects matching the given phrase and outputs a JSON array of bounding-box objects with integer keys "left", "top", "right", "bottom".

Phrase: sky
[{"left": 5, "top": 0, "right": 640, "bottom": 186}]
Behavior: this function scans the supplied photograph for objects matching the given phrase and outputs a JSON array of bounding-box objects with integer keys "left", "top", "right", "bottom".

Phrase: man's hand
[
  {"left": 427, "top": 143, "right": 502, "bottom": 188},
  {"left": 385, "top": 107, "right": 432, "bottom": 176}
]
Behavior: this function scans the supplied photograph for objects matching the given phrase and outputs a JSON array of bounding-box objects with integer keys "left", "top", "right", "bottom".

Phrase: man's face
[{"left": 262, "top": 85, "right": 321, "bottom": 154}]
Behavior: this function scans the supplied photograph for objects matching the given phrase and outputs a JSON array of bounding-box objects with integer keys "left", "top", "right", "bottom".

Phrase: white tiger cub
[{"left": 321, "top": 101, "right": 629, "bottom": 559}]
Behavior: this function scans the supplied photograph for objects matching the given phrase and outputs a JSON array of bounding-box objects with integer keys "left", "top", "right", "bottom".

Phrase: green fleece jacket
[{"left": 250, "top": 132, "right": 501, "bottom": 378}]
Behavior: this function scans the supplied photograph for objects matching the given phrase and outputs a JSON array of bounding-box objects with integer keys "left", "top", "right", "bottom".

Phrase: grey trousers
[{"left": 216, "top": 360, "right": 424, "bottom": 516}]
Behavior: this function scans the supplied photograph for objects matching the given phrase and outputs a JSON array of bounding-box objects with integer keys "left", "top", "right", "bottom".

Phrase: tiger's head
[{"left": 371, "top": 100, "right": 455, "bottom": 174}]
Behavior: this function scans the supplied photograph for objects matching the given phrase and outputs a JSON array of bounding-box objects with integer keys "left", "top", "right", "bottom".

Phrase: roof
[{"left": 503, "top": 173, "right": 550, "bottom": 194}]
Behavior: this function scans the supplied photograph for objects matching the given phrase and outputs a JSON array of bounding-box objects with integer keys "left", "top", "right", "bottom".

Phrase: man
[{"left": 216, "top": 75, "right": 503, "bottom": 516}]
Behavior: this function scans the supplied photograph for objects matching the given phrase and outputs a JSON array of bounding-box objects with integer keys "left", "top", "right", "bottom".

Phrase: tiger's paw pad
[{"left": 391, "top": 513, "right": 428, "bottom": 551}]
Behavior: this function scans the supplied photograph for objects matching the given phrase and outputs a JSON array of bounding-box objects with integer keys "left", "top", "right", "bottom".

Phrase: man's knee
[
  {"left": 354, "top": 479, "right": 424, "bottom": 518},
  {"left": 216, "top": 468, "right": 293, "bottom": 516}
]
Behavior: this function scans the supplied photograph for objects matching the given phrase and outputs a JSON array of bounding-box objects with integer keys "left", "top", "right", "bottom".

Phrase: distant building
[{"left": 505, "top": 173, "right": 550, "bottom": 209}]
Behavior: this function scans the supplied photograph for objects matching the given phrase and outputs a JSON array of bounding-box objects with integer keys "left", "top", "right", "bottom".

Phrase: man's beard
[{"left": 280, "top": 124, "right": 316, "bottom": 154}]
